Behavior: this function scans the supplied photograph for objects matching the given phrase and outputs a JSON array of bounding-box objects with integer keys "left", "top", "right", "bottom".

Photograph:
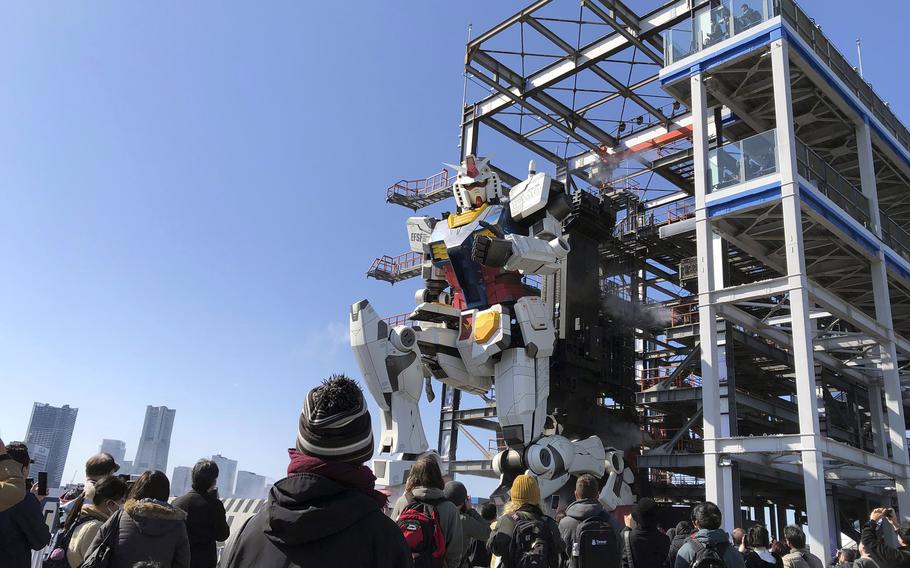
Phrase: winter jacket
[
  {"left": 66, "top": 504, "right": 110, "bottom": 568},
  {"left": 744, "top": 547, "right": 781, "bottom": 568},
  {"left": 173, "top": 488, "right": 230, "bottom": 568},
  {"left": 393, "top": 486, "right": 464, "bottom": 568},
  {"left": 88, "top": 498, "right": 190, "bottom": 568},
  {"left": 0, "top": 492, "right": 51, "bottom": 567},
  {"left": 667, "top": 531, "right": 692, "bottom": 567},
  {"left": 781, "top": 548, "right": 823, "bottom": 568},
  {"left": 488, "top": 504, "right": 564, "bottom": 568},
  {"left": 674, "top": 528, "right": 746, "bottom": 568},
  {"left": 0, "top": 456, "right": 25, "bottom": 513},
  {"left": 219, "top": 472, "right": 410, "bottom": 568},
  {"left": 861, "top": 521, "right": 910, "bottom": 568},
  {"left": 558, "top": 498, "right": 621, "bottom": 568},
  {"left": 622, "top": 525, "right": 671, "bottom": 568},
  {"left": 457, "top": 507, "right": 492, "bottom": 567},
  {"left": 854, "top": 556, "right": 881, "bottom": 568}
]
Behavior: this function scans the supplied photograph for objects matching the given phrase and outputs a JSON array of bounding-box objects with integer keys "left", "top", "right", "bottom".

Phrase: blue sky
[{"left": 0, "top": 1, "right": 907, "bottom": 493}]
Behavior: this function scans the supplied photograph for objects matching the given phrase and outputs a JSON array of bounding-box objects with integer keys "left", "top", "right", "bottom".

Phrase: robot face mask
[{"left": 451, "top": 155, "right": 502, "bottom": 212}]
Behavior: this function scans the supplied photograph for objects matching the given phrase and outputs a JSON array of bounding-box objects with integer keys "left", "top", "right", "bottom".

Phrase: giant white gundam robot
[{"left": 351, "top": 155, "right": 634, "bottom": 507}]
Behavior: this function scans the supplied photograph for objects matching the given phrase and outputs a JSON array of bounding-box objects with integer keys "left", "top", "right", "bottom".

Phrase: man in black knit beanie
[{"left": 219, "top": 374, "right": 411, "bottom": 568}]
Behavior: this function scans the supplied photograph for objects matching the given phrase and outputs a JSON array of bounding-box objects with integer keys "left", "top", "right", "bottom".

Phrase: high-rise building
[
  {"left": 171, "top": 466, "right": 192, "bottom": 497},
  {"left": 133, "top": 406, "right": 176, "bottom": 474},
  {"left": 211, "top": 454, "right": 237, "bottom": 497},
  {"left": 99, "top": 439, "right": 126, "bottom": 466},
  {"left": 234, "top": 471, "right": 266, "bottom": 499},
  {"left": 24, "top": 403, "right": 78, "bottom": 489}
]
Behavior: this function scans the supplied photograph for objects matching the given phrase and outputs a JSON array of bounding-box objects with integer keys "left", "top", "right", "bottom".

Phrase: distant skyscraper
[
  {"left": 171, "top": 466, "right": 192, "bottom": 497},
  {"left": 133, "top": 406, "right": 176, "bottom": 473},
  {"left": 211, "top": 454, "right": 237, "bottom": 497},
  {"left": 99, "top": 439, "right": 126, "bottom": 466},
  {"left": 234, "top": 471, "right": 266, "bottom": 499},
  {"left": 24, "top": 403, "right": 78, "bottom": 489}
]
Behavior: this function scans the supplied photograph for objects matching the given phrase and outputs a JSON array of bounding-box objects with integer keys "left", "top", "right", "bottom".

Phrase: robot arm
[
  {"left": 472, "top": 227, "right": 569, "bottom": 275},
  {"left": 472, "top": 164, "right": 571, "bottom": 275}
]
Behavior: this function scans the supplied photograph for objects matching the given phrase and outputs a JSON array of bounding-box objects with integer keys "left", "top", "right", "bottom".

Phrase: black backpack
[
  {"left": 464, "top": 537, "right": 492, "bottom": 568},
  {"left": 573, "top": 514, "right": 618, "bottom": 568},
  {"left": 509, "top": 511, "right": 557, "bottom": 568},
  {"left": 689, "top": 540, "right": 729, "bottom": 568}
]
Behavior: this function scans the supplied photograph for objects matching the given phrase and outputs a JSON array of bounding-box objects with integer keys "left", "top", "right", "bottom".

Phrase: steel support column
[
  {"left": 772, "top": 36, "right": 830, "bottom": 558},
  {"left": 858, "top": 116, "right": 910, "bottom": 518},
  {"left": 693, "top": 71, "right": 728, "bottom": 519}
]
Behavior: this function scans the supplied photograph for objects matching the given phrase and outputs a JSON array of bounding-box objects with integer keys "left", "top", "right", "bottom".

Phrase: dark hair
[
  {"left": 747, "top": 524, "right": 770, "bottom": 548},
  {"left": 675, "top": 520, "right": 692, "bottom": 534},
  {"left": 128, "top": 470, "right": 170, "bottom": 502},
  {"left": 6, "top": 442, "right": 30, "bottom": 468},
  {"left": 691, "top": 501, "right": 723, "bottom": 530},
  {"left": 405, "top": 454, "right": 445, "bottom": 494},
  {"left": 132, "top": 563, "right": 163, "bottom": 568},
  {"left": 92, "top": 475, "right": 128, "bottom": 506},
  {"left": 770, "top": 540, "right": 787, "bottom": 557},
  {"left": 575, "top": 474, "right": 600, "bottom": 500},
  {"left": 481, "top": 502, "right": 497, "bottom": 522},
  {"left": 838, "top": 549, "right": 857, "bottom": 562},
  {"left": 86, "top": 453, "right": 119, "bottom": 477},
  {"left": 191, "top": 459, "right": 219, "bottom": 492},
  {"left": 783, "top": 525, "right": 805, "bottom": 549}
]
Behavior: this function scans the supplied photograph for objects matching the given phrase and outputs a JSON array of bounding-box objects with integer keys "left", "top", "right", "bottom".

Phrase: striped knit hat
[{"left": 296, "top": 374, "right": 374, "bottom": 464}]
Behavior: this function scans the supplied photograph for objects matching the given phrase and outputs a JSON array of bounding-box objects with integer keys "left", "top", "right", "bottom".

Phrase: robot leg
[
  {"left": 494, "top": 437, "right": 635, "bottom": 506},
  {"left": 350, "top": 299, "right": 429, "bottom": 486},
  {"left": 494, "top": 348, "right": 549, "bottom": 451}
]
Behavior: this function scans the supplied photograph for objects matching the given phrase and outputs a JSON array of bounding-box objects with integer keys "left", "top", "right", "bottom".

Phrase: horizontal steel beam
[
  {"left": 473, "top": 0, "right": 691, "bottom": 122},
  {"left": 710, "top": 276, "right": 791, "bottom": 305}
]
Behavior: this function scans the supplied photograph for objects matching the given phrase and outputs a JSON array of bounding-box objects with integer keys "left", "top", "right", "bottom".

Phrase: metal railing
[
  {"left": 780, "top": 0, "right": 910, "bottom": 155},
  {"left": 708, "top": 129, "right": 779, "bottom": 193},
  {"left": 663, "top": 0, "right": 780, "bottom": 65},
  {"left": 794, "top": 139, "right": 870, "bottom": 226}
]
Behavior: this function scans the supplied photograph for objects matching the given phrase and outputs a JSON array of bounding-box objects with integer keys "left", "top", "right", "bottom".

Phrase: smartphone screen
[
  {"left": 26, "top": 478, "right": 34, "bottom": 492},
  {"left": 37, "top": 471, "right": 48, "bottom": 495}
]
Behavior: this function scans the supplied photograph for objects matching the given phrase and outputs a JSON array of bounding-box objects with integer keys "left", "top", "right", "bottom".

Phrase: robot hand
[{"left": 472, "top": 234, "right": 513, "bottom": 267}]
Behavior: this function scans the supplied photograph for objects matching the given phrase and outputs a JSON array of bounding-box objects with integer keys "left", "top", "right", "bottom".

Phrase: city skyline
[
  {"left": 133, "top": 405, "right": 176, "bottom": 473},
  {"left": 24, "top": 403, "right": 78, "bottom": 488},
  {"left": 211, "top": 454, "right": 238, "bottom": 498},
  {"left": 99, "top": 438, "right": 126, "bottom": 466}
]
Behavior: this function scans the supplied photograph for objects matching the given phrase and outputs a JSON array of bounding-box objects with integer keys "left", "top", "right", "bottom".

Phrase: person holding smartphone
[
  {"left": 0, "top": 442, "right": 51, "bottom": 567},
  {"left": 861, "top": 507, "right": 910, "bottom": 567}
]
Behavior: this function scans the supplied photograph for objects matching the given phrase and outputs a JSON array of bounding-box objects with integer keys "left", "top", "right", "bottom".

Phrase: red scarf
[{"left": 287, "top": 449, "right": 388, "bottom": 507}]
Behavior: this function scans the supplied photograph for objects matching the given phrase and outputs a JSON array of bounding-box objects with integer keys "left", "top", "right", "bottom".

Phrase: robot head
[{"left": 450, "top": 155, "right": 502, "bottom": 212}]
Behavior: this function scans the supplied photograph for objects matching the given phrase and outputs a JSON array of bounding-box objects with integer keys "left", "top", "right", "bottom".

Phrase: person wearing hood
[
  {"left": 444, "top": 480, "right": 491, "bottom": 568},
  {"left": 393, "top": 453, "right": 463, "bottom": 567},
  {"left": 0, "top": 438, "right": 25, "bottom": 513},
  {"left": 219, "top": 374, "right": 411, "bottom": 568},
  {"left": 85, "top": 469, "right": 189, "bottom": 568},
  {"left": 621, "top": 497, "right": 670, "bottom": 568},
  {"left": 674, "top": 501, "right": 745, "bottom": 568},
  {"left": 66, "top": 475, "right": 129, "bottom": 567},
  {"left": 487, "top": 474, "right": 564, "bottom": 568},
  {"left": 667, "top": 521, "right": 693, "bottom": 567},
  {"left": 559, "top": 473, "right": 621, "bottom": 568},
  {"left": 0, "top": 442, "right": 51, "bottom": 568}
]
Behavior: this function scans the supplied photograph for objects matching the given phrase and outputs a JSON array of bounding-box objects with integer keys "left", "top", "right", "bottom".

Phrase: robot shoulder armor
[{"left": 509, "top": 172, "right": 561, "bottom": 223}]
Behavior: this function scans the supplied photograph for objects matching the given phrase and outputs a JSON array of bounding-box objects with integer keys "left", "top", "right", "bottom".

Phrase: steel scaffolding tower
[{"left": 366, "top": 0, "right": 910, "bottom": 558}]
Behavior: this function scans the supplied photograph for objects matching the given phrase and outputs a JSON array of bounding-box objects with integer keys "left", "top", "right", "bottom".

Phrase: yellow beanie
[{"left": 510, "top": 474, "right": 540, "bottom": 507}]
